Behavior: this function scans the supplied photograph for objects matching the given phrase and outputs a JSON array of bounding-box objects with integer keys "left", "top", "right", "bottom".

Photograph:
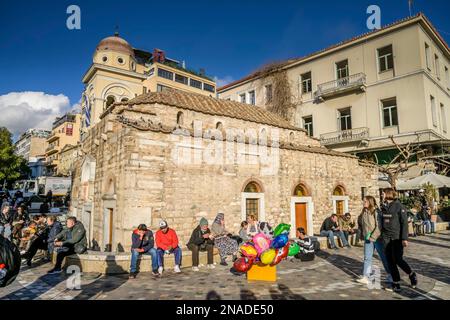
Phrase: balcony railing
[
  {"left": 320, "top": 127, "right": 369, "bottom": 146},
  {"left": 315, "top": 73, "right": 366, "bottom": 100}
]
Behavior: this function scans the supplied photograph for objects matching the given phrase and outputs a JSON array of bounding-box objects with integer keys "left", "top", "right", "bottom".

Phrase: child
[
  {"left": 19, "top": 222, "right": 37, "bottom": 253},
  {"left": 294, "top": 227, "right": 315, "bottom": 261},
  {"left": 239, "top": 221, "right": 249, "bottom": 243}
]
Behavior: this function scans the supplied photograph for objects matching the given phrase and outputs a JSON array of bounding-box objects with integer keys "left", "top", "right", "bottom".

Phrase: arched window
[
  {"left": 177, "top": 111, "right": 184, "bottom": 125},
  {"left": 105, "top": 96, "right": 116, "bottom": 109},
  {"left": 293, "top": 184, "right": 309, "bottom": 197},
  {"left": 333, "top": 185, "right": 345, "bottom": 196},
  {"left": 244, "top": 181, "right": 262, "bottom": 193},
  {"left": 243, "top": 181, "right": 263, "bottom": 221},
  {"left": 216, "top": 122, "right": 223, "bottom": 130}
]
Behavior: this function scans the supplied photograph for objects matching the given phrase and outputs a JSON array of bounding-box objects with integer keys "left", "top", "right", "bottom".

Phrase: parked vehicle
[{"left": 10, "top": 177, "right": 71, "bottom": 199}]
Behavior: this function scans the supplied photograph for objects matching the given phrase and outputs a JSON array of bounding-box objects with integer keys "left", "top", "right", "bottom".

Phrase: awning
[{"left": 396, "top": 173, "right": 450, "bottom": 190}]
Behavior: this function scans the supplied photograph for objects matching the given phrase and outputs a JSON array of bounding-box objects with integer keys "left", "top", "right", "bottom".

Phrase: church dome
[{"left": 95, "top": 33, "right": 134, "bottom": 57}]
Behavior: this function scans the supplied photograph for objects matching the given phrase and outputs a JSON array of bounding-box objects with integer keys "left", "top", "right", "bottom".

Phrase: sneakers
[
  {"left": 330, "top": 246, "right": 339, "bottom": 250},
  {"left": 158, "top": 266, "right": 163, "bottom": 274},
  {"left": 206, "top": 264, "right": 215, "bottom": 269},
  {"left": 409, "top": 272, "right": 418, "bottom": 288},
  {"left": 192, "top": 266, "right": 200, "bottom": 272},
  {"left": 151, "top": 271, "right": 160, "bottom": 276},
  {"left": 345, "top": 245, "right": 352, "bottom": 249},
  {"left": 174, "top": 265, "right": 181, "bottom": 273},
  {"left": 129, "top": 273, "right": 137, "bottom": 279},
  {"left": 385, "top": 282, "right": 401, "bottom": 293},
  {"left": 356, "top": 277, "right": 369, "bottom": 285},
  {"left": 47, "top": 268, "right": 62, "bottom": 274}
]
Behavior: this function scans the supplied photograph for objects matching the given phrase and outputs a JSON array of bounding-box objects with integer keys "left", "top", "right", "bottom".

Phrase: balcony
[
  {"left": 47, "top": 132, "right": 60, "bottom": 143},
  {"left": 315, "top": 73, "right": 366, "bottom": 101},
  {"left": 320, "top": 127, "right": 369, "bottom": 146}
]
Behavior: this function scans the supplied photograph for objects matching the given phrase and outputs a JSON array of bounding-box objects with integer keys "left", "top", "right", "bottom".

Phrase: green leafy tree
[{"left": 0, "top": 127, "right": 30, "bottom": 185}]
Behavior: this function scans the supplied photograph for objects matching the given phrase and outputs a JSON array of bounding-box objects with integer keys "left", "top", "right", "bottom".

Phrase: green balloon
[
  {"left": 273, "top": 223, "right": 291, "bottom": 237},
  {"left": 288, "top": 241, "right": 300, "bottom": 256}
]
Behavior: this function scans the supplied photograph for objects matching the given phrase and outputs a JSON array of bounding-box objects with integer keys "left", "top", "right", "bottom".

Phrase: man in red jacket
[{"left": 155, "top": 220, "right": 182, "bottom": 274}]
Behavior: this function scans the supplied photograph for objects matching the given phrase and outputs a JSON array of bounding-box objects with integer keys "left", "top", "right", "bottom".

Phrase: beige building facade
[
  {"left": 218, "top": 14, "right": 450, "bottom": 176},
  {"left": 57, "top": 144, "right": 79, "bottom": 177},
  {"left": 15, "top": 129, "right": 50, "bottom": 161},
  {"left": 46, "top": 113, "right": 81, "bottom": 175},
  {"left": 81, "top": 33, "right": 216, "bottom": 135},
  {"left": 70, "top": 90, "right": 378, "bottom": 252}
]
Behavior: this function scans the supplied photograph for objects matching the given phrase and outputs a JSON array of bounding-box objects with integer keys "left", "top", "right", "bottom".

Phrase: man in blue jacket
[{"left": 129, "top": 224, "right": 159, "bottom": 278}]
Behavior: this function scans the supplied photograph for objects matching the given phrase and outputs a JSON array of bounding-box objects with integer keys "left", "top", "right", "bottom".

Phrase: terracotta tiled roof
[
  {"left": 219, "top": 13, "right": 449, "bottom": 92},
  {"left": 115, "top": 90, "right": 303, "bottom": 131}
]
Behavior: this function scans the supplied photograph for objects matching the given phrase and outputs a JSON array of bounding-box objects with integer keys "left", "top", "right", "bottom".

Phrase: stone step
[{"left": 57, "top": 248, "right": 221, "bottom": 274}]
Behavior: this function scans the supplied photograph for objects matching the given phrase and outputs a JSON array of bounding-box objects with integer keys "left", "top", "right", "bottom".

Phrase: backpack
[{"left": 0, "top": 235, "right": 21, "bottom": 287}]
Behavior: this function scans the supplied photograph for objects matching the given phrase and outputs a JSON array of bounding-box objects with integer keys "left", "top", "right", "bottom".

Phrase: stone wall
[{"left": 71, "top": 101, "right": 378, "bottom": 252}]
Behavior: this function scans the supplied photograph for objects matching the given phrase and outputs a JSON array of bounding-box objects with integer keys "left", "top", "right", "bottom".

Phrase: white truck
[{"left": 10, "top": 177, "right": 71, "bottom": 199}]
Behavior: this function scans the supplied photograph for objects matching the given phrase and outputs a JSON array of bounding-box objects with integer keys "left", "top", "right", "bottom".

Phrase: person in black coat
[
  {"left": 381, "top": 188, "right": 417, "bottom": 293},
  {"left": 21, "top": 214, "right": 49, "bottom": 266},
  {"left": 46, "top": 216, "right": 63, "bottom": 255},
  {"left": 187, "top": 217, "right": 214, "bottom": 271},
  {"left": 0, "top": 203, "right": 13, "bottom": 240}
]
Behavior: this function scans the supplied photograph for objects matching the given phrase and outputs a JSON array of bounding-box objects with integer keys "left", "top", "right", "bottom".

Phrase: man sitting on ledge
[
  {"left": 187, "top": 217, "right": 215, "bottom": 272},
  {"left": 155, "top": 220, "right": 182, "bottom": 274},
  {"left": 320, "top": 214, "right": 350, "bottom": 250},
  {"left": 129, "top": 224, "right": 159, "bottom": 278},
  {"left": 48, "top": 217, "right": 87, "bottom": 274}
]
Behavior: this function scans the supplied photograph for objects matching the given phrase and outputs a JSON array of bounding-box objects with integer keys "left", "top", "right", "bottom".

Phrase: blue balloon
[{"left": 271, "top": 234, "right": 289, "bottom": 249}]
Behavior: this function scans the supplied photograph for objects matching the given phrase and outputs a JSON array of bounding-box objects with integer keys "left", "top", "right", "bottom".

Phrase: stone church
[{"left": 70, "top": 89, "right": 379, "bottom": 252}]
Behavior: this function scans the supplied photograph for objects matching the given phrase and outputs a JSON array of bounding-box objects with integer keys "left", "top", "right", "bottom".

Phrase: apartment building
[
  {"left": 218, "top": 14, "right": 450, "bottom": 174},
  {"left": 81, "top": 32, "right": 216, "bottom": 135},
  {"left": 45, "top": 113, "right": 81, "bottom": 175},
  {"left": 15, "top": 129, "right": 50, "bottom": 161}
]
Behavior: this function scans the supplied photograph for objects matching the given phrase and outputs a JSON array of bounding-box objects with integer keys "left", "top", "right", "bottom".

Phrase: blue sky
[{"left": 0, "top": 0, "right": 449, "bottom": 135}]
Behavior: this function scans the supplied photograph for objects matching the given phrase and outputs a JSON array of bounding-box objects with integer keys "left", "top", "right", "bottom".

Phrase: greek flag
[{"left": 84, "top": 94, "right": 91, "bottom": 127}]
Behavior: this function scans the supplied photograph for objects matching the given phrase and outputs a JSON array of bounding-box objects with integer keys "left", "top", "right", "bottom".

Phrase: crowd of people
[
  {"left": 1, "top": 186, "right": 422, "bottom": 293},
  {"left": 0, "top": 198, "right": 88, "bottom": 275}
]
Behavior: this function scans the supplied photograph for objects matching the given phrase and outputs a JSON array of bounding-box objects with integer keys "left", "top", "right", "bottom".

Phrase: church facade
[{"left": 70, "top": 89, "right": 379, "bottom": 252}]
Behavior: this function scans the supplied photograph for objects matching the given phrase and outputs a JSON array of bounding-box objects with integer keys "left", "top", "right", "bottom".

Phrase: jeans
[
  {"left": 129, "top": 248, "right": 158, "bottom": 273},
  {"left": 54, "top": 247, "right": 75, "bottom": 269},
  {"left": 157, "top": 246, "right": 182, "bottom": 267},
  {"left": 363, "top": 239, "right": 391, "bottom": 279},
  {"left": 320, "top": 230, "right": 349, "bottom": 248},
  {"left": 423, "top": 220, "right": 435, "bottom": 233},
  {"left": 384, "top": 239, "right": 412, "bottom": 283},
  {"left": 187, "top": 243, "right": 214, "bottom": 267}
]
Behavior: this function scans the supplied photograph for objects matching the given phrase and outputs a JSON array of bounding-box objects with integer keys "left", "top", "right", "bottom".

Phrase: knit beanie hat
[{"left": 199, "top": 217, "right": 208, "bottom": 226}]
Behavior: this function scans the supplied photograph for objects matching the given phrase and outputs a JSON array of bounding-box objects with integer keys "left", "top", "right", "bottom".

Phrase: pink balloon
[{"left": 252, "top": 233, "right": 272, "bottom": 255}]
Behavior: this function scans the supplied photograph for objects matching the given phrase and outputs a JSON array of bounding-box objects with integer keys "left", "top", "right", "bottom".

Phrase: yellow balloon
[{"left": 260, "top": 248, "right": 276, "bottom": 265}]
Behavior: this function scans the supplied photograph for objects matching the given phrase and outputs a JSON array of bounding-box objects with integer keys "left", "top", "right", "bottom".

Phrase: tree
[
  {"left": 0, "top": 127, "right": 30, "bottom": 185},
  {"left": 253, "top": 61, "right": 296, "bottom": 120},
  {"left": 361, "top": 136, "right": 426, "bottom": 189}
]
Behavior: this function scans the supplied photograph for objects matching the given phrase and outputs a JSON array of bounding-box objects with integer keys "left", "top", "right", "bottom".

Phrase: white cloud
[
  {"left": 213, "top": 75, "right": 234, "bottom": 88},
  {"left": 0, "top": 91, "right": 75, "bottom": 136}
]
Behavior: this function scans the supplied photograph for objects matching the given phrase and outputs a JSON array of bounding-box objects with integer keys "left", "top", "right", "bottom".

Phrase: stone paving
[{"left": 1, "top": 231, "right": 449, "bottom": 300}]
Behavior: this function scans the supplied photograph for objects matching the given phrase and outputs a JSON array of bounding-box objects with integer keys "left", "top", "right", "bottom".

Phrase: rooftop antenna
[
  {"left": 114, "top": 24, "right": 119, "bottom": 37},
  {"left": 408, "top": 0, "right": 413, "bottom": 17}
]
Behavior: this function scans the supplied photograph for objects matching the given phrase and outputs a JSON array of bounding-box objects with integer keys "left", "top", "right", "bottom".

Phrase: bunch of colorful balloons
[{"left": 233, "top": 223, "right": 301, "bottom": 273}]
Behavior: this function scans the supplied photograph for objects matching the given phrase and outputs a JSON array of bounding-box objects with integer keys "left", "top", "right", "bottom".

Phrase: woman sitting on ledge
[{"left": 211, "top": 213, "right": 238, "bottom": 266}]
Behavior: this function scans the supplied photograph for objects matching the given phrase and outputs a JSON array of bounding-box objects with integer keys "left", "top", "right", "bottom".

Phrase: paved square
[{"left": 1, "top": 232, "right": 449, "bottom": 300}]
